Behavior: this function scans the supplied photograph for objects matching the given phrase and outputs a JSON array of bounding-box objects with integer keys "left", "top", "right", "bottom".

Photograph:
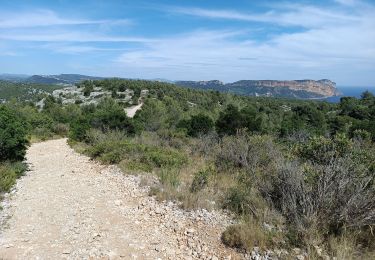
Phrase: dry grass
[
  {"left": 221, "top": 217, "right": 280, "bottom": 251},
  {"left": 30, "top": 134, "right": 63, "bottom": 144},
  {"left": 68, "top": 139, "right": 90, "bottom": 154},
  {"left": 327, "top": 235, "right": 358, "bottom": 260}
]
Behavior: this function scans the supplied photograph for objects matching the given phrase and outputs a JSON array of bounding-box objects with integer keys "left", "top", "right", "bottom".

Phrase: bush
[
  {"left": 52, "top": 123, "right": 69, "bottom": 136},
  {"left": 158, "top": 168, "right": 180, "bottom": 188},
  {"left": 69, "top": 118, "right": 90, "bottom": 141},
  {"left": 84, "top": 130, "right": 188, "bottom": 170},
  {"left": 142, "top": 147, "right": 187, "bottom": 168},
  {"left": 222, "top": 221, "right": 272, "bottom": 250},
  {"left": 223, "top": 185, "right": 266, "bottom": 217},
  {"left": 295, "top": 133, "right": 352, "bottom": 165},
  {"left": 271, "top": 139, "right": 375, "bottom": 242},
  {"left": 0, "top": 162, "right": 27, "bottom": 192},
  {"left": 216, "top": 104, "right": 243, "bottom": 136},
  {"left": 32, "top": 127, "right": 54, "bottom": 141},
  {"left": 0, "top": 105, "right": 29, "bottom": 161},
  {"left": 190, "top": 168, "right": 211, "bottom": 192},
  {"left": 215, "top": 132, "right": 281, "bottom": 174},
  {"left": 186, "top": 113, "right": 214, "bottom": 137},
  {"left": 91, "top": 98, "right": 134, "bottom": 133},
  {"left": 222, "top": 225, "right": 245, "bottom": 248}
]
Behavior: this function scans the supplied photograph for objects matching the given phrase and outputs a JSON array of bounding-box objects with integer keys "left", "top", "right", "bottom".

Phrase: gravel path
[
  {"left": 124, "top": 103, "right": 143, "bottom": 118},
  {"left": 0, "top": 139, "right": 239, "bottom": 259}
]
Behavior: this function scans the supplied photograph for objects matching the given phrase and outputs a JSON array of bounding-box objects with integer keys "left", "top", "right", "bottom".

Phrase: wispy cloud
[
  {"left": 0, "top": 9, "right": 148, "bottom": 44},
  {"left": 0, "top": 31, "right": 154, "bottom": 43},
  {"left": 0, "top": 51, "right": 20, "bottom": 57},
  {"left": 0, "top": 9, "right": 131, "bottom": 28},
  {"left": 334, "top": 0, "right": 357, "bottom": 6},
  {"left": 39, "top": 43, "right": 133, "bottom": 54},
  {"left": 0, "top": 2, "right": 374, "bottom": 85},
  {"left": 168, "top": 4, "right": 361, "bottom": 28},
  {"left": 115, "top": 1, "right": 375, "bottom": 83}
]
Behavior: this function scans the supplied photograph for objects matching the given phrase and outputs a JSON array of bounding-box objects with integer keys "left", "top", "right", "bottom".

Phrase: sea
[{"left": 324, "top": 86, "right": 375, "bottom": 103}]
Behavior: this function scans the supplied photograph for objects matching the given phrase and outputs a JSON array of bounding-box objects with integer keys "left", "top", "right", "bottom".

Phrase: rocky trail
[
  {"left": 0, "top": 139, "right": 240, "bottom": 259},
  {"left": 124, "top": 103, "right": 143, "bottom": 118}
]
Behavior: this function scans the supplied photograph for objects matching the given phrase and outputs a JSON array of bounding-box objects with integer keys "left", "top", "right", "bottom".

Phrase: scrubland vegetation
[
  {"left": 0, "top": 80, "right": 62, "bottom": 102},
  {"left": 0, "top": 105, "right": 29, "bottom": 194},
  {"left": 0, "top": 79, "right": 374, "bottom": 258}
]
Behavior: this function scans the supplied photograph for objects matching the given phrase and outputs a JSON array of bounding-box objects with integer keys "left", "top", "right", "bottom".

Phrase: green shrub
[
  {"left": 190, "top": 168, "right": 211, "bottom": 192},
  {"left": 158, "top": 168, "right": 180, "bottom": 187},
  {"left": 186, "top": 113, "right": 214, "bottom": 137},
  {"left": 52, "top": 123, "right": 69, "bottom": 136},
  {"left": 82, "top": 84, "right": 93, "bottom": 96},
  {"left": 99, "top": 150, "right": 124, "bottom": 164},
  {"left": 224, "top": 186, "right": 254, "bottom": 215},
  {"left": 69, "top": 118, "right": 90, "bottom": 141},
  {"left": 142, "top": 147, "right": 187, "bottom": 168},
  {"left": 216, "top": 104, "right": 243, "bottom": 136},
  {"left": 295, "top": 133, "right": 352, "bottom": 165},
  {"left": 84, "top": 130, "right": 188, "bottom": 170},
  {"left": 91, "top": 98, "right": 134, "bottom": 133},
  {"left": 32, "top": 127, "right": 54, "bottom": 140},
  {"left": 0, "top": 105, "right": 29, "bottom": 161},
  {"left": 352, "top": 129, "right": 371, "bottom": 141},
  {"left": 0, "top": 162, "right": 27, "bottom": 192},
  {"left": 121, "top": 160, "right": 153, "bottom": 172},
  {"left": 223, "top": 184, "right": 267, "bottom": 218},
  {"left": 221, "top": 225, "right": 244, "bottom": 248},
  {"left": 222, "top": 221, "right": 272, "bottom": 250}
]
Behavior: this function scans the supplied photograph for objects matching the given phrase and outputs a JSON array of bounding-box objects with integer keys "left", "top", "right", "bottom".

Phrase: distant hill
[
  {"left": 26, "top": 74, "right": 103, "bottom": 85},
  {"left": 1, "top": 73, "right": 342, "bottom": 99},
  {"left": 175, "top": 79, "right": 341, "bottom": 99},
  {"left": 0, "top": 74, "right": 29, "bottom": 82},
  {"left": 0, "top": 74, "right": 104, "bottom": 85},
  {"left": 0, "top": 80, "right": 63, "bottom": 102}
]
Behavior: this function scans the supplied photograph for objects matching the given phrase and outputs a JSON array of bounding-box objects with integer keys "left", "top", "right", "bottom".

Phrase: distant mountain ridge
[
  {"left": 1, "top": 73, "right": 341, "bottom": 99},
  {"left": 0, "top": 74, "right": 29, "bottom": 82},
  {"left": 176, "top": 79, "right": 341, "bottom": 99},
  {"left": 26, "top": 74, "right": 103, "bottom": 85}
]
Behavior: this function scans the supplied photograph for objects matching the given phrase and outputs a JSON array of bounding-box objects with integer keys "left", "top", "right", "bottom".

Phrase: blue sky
[{"left": 0, "top": 0, "right": 374, "bottom": 85}]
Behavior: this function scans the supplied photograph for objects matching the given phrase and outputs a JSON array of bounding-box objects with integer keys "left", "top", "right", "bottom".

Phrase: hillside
[
  {"left": 0, "top": 74, "right": 29, "bottom": 82},
  {"left": 0, "top": 80, "right": 63, "bottom": 102},
  {"left": 1, "top": 78, "right": 374, "bottom": 259},
  {"left": 176, "top": 79, "right": 341, "bottom": 99},
  {"left": 1, "top": 73, "right": 342, "bottom": 100},
  {"left": 26, "top": 74, "right": 103, "bottom": 85}
]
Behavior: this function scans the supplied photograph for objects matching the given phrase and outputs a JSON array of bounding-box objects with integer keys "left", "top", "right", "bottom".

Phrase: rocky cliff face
[
  {"left": 176, "top": 79, "right": 341, "bottom": 99},
  {"left": 229, "top": 79, "right": 340, "bottom": 97}
]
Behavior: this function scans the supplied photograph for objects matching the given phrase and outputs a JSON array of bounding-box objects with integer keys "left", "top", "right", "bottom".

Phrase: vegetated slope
[
  {"left": 0, "top": 139, "right": 237, "bottom": 259},
  {"left": 0, "top": 80, "right": 63, "bottom": 101},
  {"left": 2, "top": 78, "right": 374, "bottom": 258},
  {"left": 1, "top": 73, "right": 341, "bottom": 100},
  {"left": 26, "top": 74, "right": 103, "bottom": 85},
  {"left": 0, "top": 74, "right": 29, "bottom": 82},
  {"left": 176, "top": 79, "right": 341, "bottom": 99}
]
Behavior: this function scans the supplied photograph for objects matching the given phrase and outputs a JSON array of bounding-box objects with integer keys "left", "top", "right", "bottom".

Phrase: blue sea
[{"left": 325, "top": 86, "right": 375, "bottom": 103}]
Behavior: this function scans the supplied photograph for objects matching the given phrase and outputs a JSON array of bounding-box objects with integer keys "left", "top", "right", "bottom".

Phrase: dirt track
[{"left": 0, "top": 139, "right": 239, "bottom": 259}]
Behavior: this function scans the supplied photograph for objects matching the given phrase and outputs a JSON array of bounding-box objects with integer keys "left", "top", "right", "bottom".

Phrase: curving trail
[
  {"left": 0, "top": 139, "right": 239, "bottom": 259},
  {"left": 124, "top": 103, "right": 143, "bottom": 118}
]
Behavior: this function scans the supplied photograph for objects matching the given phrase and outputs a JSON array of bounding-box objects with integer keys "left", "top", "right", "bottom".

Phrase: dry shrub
[
  {"left": 193, "top": 132, "right": 220, "bottom": 157},
  {"left": 215, "top": 131, "right": 282, "bottom": 176},
  {"left": 216, "top": 132, "right": 375, "bottom": 256},
  {"left": 133, "top": 131, "right": 161, "bottom": 147},
  {"left": 272, "top": 157, "right": 375, "bottom": 236},
  {"left": 52, "top": 123, "right": 69, "bottom": 136},
  {"left": 222, "top": 219, "right": 275, "bottom": 251},
  {"left": 327, "top": 235, "right": 358, "bottom": 260}
]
